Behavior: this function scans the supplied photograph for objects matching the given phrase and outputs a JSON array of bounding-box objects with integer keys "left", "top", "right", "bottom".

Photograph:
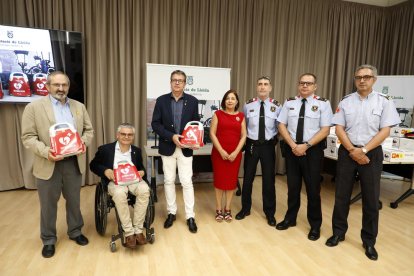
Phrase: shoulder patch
[
  {"left": 341, "top": 94, "right": 352, "bottom": 101},
  {"left": 379, "top": 93, "right": 391, "bottom": 100},
  {"left": 246, "top": 98, "right": 257, "bottom": 104},
  {"left": 287, "top": 96, "right": 296, "bottom": 101},
  {"left": 316, "top": 97, "right": 328, "bottom": 102}
]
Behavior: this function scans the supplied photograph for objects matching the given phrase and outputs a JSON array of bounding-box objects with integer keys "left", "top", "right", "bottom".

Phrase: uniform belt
[{"left": 247, "top": 137, "right": 275, "bottom": 145}]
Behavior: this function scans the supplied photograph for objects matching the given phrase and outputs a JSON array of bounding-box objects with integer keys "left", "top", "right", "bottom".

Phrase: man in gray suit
[{"left": 21, "top": 71, "right": 94, "bottom": 258}]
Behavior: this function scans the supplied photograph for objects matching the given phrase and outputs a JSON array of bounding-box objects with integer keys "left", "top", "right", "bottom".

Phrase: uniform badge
[
  {"left": 311, "top": 106, "right": 318, "bottom": 112},
  {"left": 250, "top": 109, "right": 254, "bottom": 112},
  {"left": 289, "top": 107, "right": 294, "bottom": 110},
  {"left": 236, "top": 116, "right": 240, "bottom": 121},
  {"left": 335, "top": 107, "right": 340, "bottom": 113},
  {"left": 270, "top": 106, "right": 276, "bottom": 112}
]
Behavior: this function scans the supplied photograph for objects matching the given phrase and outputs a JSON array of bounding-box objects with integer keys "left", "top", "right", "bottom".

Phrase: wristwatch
[
  {"left": 361, "top": 147, "right": 368, "bottom": 154},
  {"left": 305, "top": 142, "right": 312, "bottom": 149}
]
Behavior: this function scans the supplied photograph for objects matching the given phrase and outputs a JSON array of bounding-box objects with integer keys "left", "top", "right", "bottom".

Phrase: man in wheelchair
[{"left": 90, "top": 123, "right": 150, "bottom": 249}]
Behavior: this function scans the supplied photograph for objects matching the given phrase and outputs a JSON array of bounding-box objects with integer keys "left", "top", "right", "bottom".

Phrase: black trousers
[
  {"left": 241, "top": 140, "right": 276, "bottom": 217},
  {"left": 284, "top": 143, "right": 324, "bottom": 229},
  {"left": 332, "top": 145, "right": 383, "bottom": 246}
]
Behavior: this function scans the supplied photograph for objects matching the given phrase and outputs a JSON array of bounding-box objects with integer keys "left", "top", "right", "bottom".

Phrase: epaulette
[
  {"left": 286, "top": 96, "right": 296, "bottom": 101},
  {"left": 314, "top": 95, "right": 328, "bottom": 102},
  {"left": 269, "top": 98, "right": 280, "bottom": 106},
  {"left": 379, "top": 93, "right": 391, "bottom": 100},
  {"left": 246, "top": 98, "right": 257, "bottom": 104},
  {"left": 341, "top": 94, "right": 352, "bottom": 101}
]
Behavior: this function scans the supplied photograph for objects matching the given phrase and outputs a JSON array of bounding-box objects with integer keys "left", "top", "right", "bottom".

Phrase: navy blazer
[
  {"left": 151, "top": 92, "right": 199, "bottom": 157},
  {"left": 89, "top": 141, "right": 148, "bottom": 185}
]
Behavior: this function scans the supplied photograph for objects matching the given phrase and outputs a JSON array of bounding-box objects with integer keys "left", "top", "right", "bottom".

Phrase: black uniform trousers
[
  {"left": 332, "top": 145, "right": 383, "bottom": 246},
  {"left": 284, "top": 143, "right": 324, "bottom": 229},
  {"left": 241, "top": 139, "right": 276, "bottom": 217}
]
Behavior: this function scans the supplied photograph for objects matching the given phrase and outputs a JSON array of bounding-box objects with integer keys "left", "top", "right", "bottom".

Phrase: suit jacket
[
  {"left": 21, "top": 96, "right": 94, "bottom": 180},
  {"left": 151, "top": 92, "right": 199, "bottom": 157},
  {"left": 89, "top": 141, "right": 148, "bottom": 184}
]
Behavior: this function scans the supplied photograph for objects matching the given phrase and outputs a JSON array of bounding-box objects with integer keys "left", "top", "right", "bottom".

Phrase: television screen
[{"left": 0, "top": 25, "right": 84, "bottom": 104}]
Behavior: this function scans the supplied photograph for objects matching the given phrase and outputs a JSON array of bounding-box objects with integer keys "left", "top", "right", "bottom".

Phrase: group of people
[{"left": 21, "top": 65, "right": 400, "bottom": 262}]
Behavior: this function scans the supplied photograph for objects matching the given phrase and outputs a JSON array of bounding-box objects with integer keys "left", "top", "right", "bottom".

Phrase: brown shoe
[
  {"left": 125, "top": 234, "right": 137, "bottom": 249},
  {"left": 135, "top": 233, "right": 147, "bottom": 245}
]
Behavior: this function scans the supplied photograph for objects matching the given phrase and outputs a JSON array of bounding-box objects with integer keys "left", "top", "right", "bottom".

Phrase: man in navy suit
[
  {"left": 151, "top": 70, "right": 200, "bottom": 233},
  {"left": 90, "top": 123, "right": 150, "bottom": 249}
]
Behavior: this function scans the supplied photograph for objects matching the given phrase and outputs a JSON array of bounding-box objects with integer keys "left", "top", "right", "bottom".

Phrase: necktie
[
  {"left": 259, "top": 101, "right": 265, "bottom": 143},
  {"left": 296, "top": 98, "right": 306, "bottom": 143}
]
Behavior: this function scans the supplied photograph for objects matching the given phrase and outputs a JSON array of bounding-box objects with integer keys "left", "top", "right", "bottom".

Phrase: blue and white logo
[
  {"left": 187, "top": 76, "right": 193, "bottom": 85},
  {"left": 7, "top": 31, "right": 13, "bottom": 38}
]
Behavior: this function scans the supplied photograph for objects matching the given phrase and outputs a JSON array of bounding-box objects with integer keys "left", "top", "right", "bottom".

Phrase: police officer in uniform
[
  {"left": 276, "top": 73, "right": 333, "bottom": 240},
  {"left": 235, "top": 76, "right": 281, "bottom": 226},
  {"left": 325, "top": 65, "right": 400, "bottom": 261}
]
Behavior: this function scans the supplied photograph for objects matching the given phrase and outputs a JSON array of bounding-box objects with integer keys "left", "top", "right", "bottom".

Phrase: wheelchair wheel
[
  {"left": 146, "top": 227, "right": 155, "bottom": 244},
  {"left": 110, "top": 241, "right": 116, "bottom": 252},
  {"left": 144, "top": 190, "right": 155, "bottom": 228},
  {"left": 95, "top": 182, "right": 108, "bottom": 235}
]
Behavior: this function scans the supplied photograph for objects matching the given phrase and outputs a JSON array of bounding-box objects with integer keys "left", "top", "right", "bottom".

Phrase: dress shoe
[
  {"left": 276, "top": 220, "right": 296, "bottom": 230},
  {"left": 266, "top": 216, "right": 276, "bottom": 226},
  {"left": 235, "top": 210, "right": 250, "bottom": 220},
  {"left": 307, "top": 228, "right": 321, "bottom": 241},
  {"left": 70, "top": 234, "right": 89, "bottom": 246},
  {"left": 135, "top": 233, "right": 147, "bottom": 245},
  {"left": 42, "top": 244, "right": 55, "bottom": 258},
  {"left": 125, "top": 235, "right": 137, "bottom": 249},
  {"left": 187, "top": 218, "right": 198, "bottom": 233},
  {"left": 363, "top": 244, "right": 378, "bottom": 261},
  {"left": 164, "top": 214, "right": 176, "bottom": 229},
  {"left": 325, "top": 235, "right": 345, "bottom": 247}
]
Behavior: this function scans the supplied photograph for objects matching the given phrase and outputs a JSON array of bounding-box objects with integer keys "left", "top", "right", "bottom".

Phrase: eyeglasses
[
  {"left": 354, "top": 75, "right": 374, "bottom": 81},
  {"left": 119, "top": 132, "right": 134, "bottom": 138},
  {"left": 50, "top": 83, "right": 69, "bottom": 88},
  {"left": 299, "top": 81, "right": 315, "bottom": 86},
  {"left": 171, "top": 79, "right": 185, "bottom": 84}
]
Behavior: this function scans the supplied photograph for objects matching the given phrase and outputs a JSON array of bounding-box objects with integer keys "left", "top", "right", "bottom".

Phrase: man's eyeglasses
[
  {"left": 171, "top": 79, "right": 185, "bottom": 84},
  {"left": 299, "top": 81, "right": 315, "bottom": 86},
  {"left": 354, "top": 75, "right": 374, "bottom": 81},
  {"left": 50, "top": 83, "right": 69, "bottom": 88},
  {"left": 119, "top": 132, "right": 134, "bottom": 138}
]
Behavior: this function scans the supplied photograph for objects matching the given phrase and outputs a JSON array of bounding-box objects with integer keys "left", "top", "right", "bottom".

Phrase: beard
[{"left": 51, "top": 92, "right": 68, "bottom": 102}]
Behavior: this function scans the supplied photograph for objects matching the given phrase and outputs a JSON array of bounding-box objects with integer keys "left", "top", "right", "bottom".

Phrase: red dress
[{"left": 211, "top": 110, "right": 245, "bottom": 190}]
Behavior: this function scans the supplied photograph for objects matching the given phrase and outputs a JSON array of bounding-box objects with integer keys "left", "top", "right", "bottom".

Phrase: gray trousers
[{"left": 36, "top": 157, "right": 83, "bottom": 245}]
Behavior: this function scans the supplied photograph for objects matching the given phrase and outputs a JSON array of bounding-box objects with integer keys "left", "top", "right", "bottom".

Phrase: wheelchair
[{"left": 94, "top": 178, "right": 155, "bottom": 252}]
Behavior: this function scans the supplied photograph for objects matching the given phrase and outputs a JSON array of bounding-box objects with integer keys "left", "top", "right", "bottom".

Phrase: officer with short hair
[
  {"left": 276, "top": 73, "right": 333, "bottom": 240},
  {"left": 235, "top": 76, "right": 281, "bottom": 226},
  {"left": 325, "top": 64, "right": 400, "bottom": 261}
]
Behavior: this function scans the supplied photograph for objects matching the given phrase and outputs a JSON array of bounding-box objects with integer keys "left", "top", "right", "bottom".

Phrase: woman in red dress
[{"left": 210, "top": 90, "right": 246, "bottom": 222}]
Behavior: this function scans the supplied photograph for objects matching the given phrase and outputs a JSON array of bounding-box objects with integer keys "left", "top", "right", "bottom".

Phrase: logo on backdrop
[
  {"left": 7, "top": 31, "right": 13, "bottom": 38},
  {"left": 187, "top": 76, "right": 194, "bottom": 85}
]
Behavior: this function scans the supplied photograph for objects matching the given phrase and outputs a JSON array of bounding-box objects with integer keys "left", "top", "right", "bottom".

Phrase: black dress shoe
[
  {"left": 266, "top": 216, "right": 276, "bottom": 226},
  {"left": 187, "top": 218, "right": 198, "bottom": 233},
  {"left": 363, "top": 244, "right": 378, "bottom": 261},
  {"left": 235, "top": 210, "right": 250, "bottom": 220},
  {"left": 70, "top": 234, "right": 89, "bottom": 246},
  {"left": 276, "top": 220, "right": 296, "bottom": 230},
  {"left": 325, "top": 235, "right": 345, "bottom": 247},
  {"left": 308, "top": 228, "right": 321, "bottom": 241},
  {"left": 164, "top": 214, "right": 176, "bottom": 229},
  {"left": 42, "top": 244, "right": 55, "bottom": 258}
]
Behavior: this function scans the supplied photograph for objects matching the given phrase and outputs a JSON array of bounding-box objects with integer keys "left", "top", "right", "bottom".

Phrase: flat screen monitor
[{"left": 0, "top": 25, "right": 84, "bottom": 104}]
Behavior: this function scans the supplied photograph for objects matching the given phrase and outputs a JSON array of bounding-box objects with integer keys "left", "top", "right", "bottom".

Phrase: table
[{"left": 324, "top": 154, "right": 414, "bottom": 208}]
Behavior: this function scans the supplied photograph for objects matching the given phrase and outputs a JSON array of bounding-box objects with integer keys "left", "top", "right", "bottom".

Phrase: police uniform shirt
[
  {"left": 243, "top": 97, "right": 281, "bottom": 140},
  {"left": 277, "top": 94, "right": 333, "bottom": 142},
  {"left": 332, "top": 90, "right": 401, "bottom": 146}
]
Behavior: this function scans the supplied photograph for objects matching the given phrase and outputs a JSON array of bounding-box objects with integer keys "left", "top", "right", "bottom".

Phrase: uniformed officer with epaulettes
[
  {"left": 276, "top": 73, "right": 333, "bottom": 240},
  {"left": 325, "top": 65, "right": 400, "bottom": 261},
  {"left": 235, "top": 76, "right": 281, "bottom": 227}
]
